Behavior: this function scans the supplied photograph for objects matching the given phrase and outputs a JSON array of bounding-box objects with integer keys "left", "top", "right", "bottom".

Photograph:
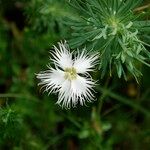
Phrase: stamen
[{"left": 64, "top": 67, "right": 77, "bottom": 80}]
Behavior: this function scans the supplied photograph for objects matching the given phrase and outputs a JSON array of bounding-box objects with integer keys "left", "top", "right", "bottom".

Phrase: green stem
[
  {"left": 0, "top": 93, "right": 38, "bottom": 102},
  {"left": 96, "top": 87, "right": 150, "bottom": 117},
  {"left": 97, "top": 77, "right": 111, "bottom": 113},
  {"left": 0, "top": 93, "right": 24, "bottom": 98}
]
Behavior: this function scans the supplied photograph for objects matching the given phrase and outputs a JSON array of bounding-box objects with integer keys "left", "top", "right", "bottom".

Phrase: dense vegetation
[{"left": 0, "top": 0, "right": 150, "bottom": 149}]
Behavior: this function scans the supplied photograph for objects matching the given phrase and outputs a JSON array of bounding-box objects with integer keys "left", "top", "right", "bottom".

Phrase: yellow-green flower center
[{"left": 64, "top": 67, "right": 77, "bottom": 80}]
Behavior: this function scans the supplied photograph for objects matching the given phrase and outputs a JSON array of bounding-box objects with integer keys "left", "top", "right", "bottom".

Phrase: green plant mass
[
  {"left": 68, "top": 0, "right": 150, "bottom": 80},
  {"left": 0, "top": 0, "right": 150, "bottom": 149}
]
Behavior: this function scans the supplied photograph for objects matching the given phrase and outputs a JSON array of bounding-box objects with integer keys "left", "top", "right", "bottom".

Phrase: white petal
[
  {"left": 56, "top": 80, "right": 73, "bottom": 108},
  {"left": 71, "top": 75, "right": 95, "bottom": 105},
  {"left": 36, "top": 68, "right": 65, "bottom": 94},
  {"left": 51, "top": 41, "right": 73, "bottom": 69},
  {"left": 73, "top": 50, "right": 99, "bottom": 73},
  {"left": 56, "top": 75, "right": 95, "bottom": 109}
]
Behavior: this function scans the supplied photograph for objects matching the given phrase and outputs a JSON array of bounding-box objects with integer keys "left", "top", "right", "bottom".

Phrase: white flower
[{"left": 36, "top": 41, "right": 98, "bottom": 109}]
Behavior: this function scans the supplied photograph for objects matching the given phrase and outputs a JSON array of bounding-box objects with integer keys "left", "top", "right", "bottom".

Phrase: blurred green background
[{"left": 0, "top": 0, "right": 150, "bottom": 149}]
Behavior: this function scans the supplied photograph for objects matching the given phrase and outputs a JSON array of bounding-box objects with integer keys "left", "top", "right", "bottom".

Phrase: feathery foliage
[{"left": 67, "top": 0, "right": 150, "bottom": 81}]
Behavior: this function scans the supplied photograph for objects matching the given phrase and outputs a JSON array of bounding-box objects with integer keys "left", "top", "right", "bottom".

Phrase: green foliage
[
  {"left": 0, "top": 107, "right": 23, "bottom": 146},
  {"left": 0, "top": 0, "right": 150, "bottom": 149},
  {"left": 26, "top": 0, "right": 75, "bottom": 38},
  {"left": 67, "top": 0, "right": 150, "bottom": 80}
]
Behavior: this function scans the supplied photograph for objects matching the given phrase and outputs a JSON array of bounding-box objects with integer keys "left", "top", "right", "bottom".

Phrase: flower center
[{"left": 64, "top": 67, "right": 77, "bottom": 80}]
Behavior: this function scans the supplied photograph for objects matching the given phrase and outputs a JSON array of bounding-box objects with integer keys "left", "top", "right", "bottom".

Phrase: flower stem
[{"left": 96, "top": 87, "right": 150, "bottom": 117}]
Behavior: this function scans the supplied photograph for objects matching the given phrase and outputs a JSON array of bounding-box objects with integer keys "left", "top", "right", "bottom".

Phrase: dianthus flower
[{"left": 36, "top": 41, "right": 98, "bottom": 108}]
